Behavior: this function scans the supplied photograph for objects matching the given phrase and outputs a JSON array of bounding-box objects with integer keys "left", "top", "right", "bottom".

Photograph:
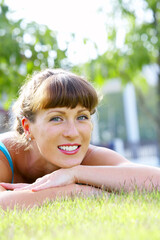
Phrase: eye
[
  {"left": 49, "top": 117, "right": 63, "bottom": 122},
  {"left": 77, "top": 115, "right": 89, "bottom": 121}
]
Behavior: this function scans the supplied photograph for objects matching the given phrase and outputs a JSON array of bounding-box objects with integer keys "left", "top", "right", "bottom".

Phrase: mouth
[{"left": 58, "top": 144, "right": 81, "bottom": 155}]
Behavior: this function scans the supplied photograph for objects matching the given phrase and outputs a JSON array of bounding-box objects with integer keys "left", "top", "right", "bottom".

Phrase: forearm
[
  {"left": 0, "top": 184, "right": 102, "bottom": 210},
  {"left": 75, "top": 164, "right": 160, "bottom": 192}
]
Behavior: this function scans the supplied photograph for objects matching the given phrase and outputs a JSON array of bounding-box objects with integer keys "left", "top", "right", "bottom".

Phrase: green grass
[{"left": 1, "top": 191, "right": 160, "bottom": 240}]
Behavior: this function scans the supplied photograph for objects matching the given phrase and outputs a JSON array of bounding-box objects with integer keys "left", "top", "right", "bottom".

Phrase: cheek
[
  {"left": 31, "top": 125, "right": 50, "bottom": 149},
  {"left": 83, "top": 124, "right": 93, "bottom": 140}
]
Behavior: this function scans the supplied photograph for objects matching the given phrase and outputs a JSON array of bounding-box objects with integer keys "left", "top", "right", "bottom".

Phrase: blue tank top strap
[{"left": 0, "top": 142, "right": 14, "bottom": 183}]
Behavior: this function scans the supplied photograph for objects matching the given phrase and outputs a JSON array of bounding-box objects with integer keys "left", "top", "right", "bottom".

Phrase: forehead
[{"left": 37, "top": 105, "right": 90, "bottom": 117}]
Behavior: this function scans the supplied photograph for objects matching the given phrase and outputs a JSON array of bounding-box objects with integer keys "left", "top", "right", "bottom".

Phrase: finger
[
  {"left": 0, "top": 183, "right": 12, "bottom": 190},
  {"left": 15, "top": 175, "right": 50, "bottom": 191},
  {"left": 14, "top": 181, "right": 45, "bottom": 191},
  {"left": 14, "top": 185, "right": 34, "bottom": 191},
  {"left": 32, "top": 181, "right": 53, "bottom": 192},
  {"left": 0, "top": 182, "right": 14, "bottom": 190},
  {"left": 0, "top": 183, "right": 29, "bottom": 190}
]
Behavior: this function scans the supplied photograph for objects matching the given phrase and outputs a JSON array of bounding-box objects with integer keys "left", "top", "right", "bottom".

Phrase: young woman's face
[{"left": 29, "top": 105, "right": 93, "bottom": 168}]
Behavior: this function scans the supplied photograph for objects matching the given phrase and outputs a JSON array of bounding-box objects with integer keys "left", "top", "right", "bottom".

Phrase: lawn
[{"left": 0, "top": 191, "right": 160, "bottom": 240}]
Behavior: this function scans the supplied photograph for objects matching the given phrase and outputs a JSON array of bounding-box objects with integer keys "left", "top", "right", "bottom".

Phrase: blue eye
[
  {"left": 77, "top": 115, "right": 89, "bottom": 121},
  {"left": 50, "top": 117, "right": 62, "bottom": 122}
]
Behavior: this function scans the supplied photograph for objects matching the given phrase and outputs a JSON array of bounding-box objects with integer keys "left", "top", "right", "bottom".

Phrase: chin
[{"left": 59, "top": 160, "right": 82, "bottom": 168}]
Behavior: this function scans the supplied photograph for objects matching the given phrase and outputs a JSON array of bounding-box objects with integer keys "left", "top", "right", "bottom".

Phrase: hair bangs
[{"left": 33, "top": 74, "right": 98, "bottom": 114}]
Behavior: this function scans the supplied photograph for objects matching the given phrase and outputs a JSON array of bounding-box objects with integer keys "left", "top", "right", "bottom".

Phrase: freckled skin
[
  {"left": 26, "top": 105, "right": 93, "bottom": 168},
  {"left": 1, "top": 107, "right": 160, "bottom": 210}
]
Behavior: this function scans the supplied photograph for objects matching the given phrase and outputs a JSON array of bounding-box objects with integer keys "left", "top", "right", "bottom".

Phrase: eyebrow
[{"left": 47, "top": 108, "right": 89, "bottom": 115}]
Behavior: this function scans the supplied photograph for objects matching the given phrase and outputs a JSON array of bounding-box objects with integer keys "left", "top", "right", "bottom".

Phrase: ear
[{"left": 21, "top": 117, "right": 32, "bottom": 139}]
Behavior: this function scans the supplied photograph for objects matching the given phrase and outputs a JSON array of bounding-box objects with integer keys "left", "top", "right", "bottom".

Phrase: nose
[{"left": 63, "top": 121, "right": 79, "bottom": 138}]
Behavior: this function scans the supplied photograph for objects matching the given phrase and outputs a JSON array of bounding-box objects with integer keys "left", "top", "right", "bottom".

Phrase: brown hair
[{"left": 12, "top": 69, "right": 99, "bottom": 145}]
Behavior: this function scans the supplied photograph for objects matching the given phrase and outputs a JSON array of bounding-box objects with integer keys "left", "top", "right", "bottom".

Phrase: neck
[{"left": 28, "top": 141, "right": 60, "bottom": 174}]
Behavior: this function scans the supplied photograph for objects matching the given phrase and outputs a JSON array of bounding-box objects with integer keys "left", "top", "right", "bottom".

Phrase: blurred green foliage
[
  {"left": 83, "top": 0, "right": 160, "bottom": 88},
  {"left": 0, "top": 0, "right": 69, "bottom": 108},
  {"left": 81, "top": 0, "right": 160, "bottom": 144},
  {"left": 97, "top": 87, "right": 158, "bottom": 144},
  {"left": 0, "top": 0, "right": 160, "bottom": 144},
  {"left": 98, "top": 92, "right": 127, "bottom": 144}
]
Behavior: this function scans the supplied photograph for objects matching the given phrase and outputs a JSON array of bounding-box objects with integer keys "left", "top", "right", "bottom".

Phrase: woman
[{"left": 0, "top": 68, "right": 160, "bottom": 210}]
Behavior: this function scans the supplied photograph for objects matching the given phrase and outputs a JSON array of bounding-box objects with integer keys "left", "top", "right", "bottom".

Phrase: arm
[
  {"left": 74, "top": 163, "right": 160, "bottom": 192},
  {"left": 0, "top": 184, "right": 103, "bottom": 210},
  {"left": 7, "top": 146, "right": 160, "bottom": 193},
  {"left": 77, "top": 145, "right": 160, "bottom": 192}
]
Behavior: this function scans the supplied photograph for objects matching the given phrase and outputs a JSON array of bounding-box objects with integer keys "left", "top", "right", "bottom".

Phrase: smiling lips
[{"left": 58, "top": 144, "right": 81, "bottom": 155}]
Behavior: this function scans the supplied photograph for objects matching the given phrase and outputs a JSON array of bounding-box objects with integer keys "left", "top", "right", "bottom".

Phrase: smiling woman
[
  {"left": 13, "top": 69, "right": 98, "bottom": 141},
  {"left": 24, "top": 105, "right": 93, "bottom": 168},
  {"left": 0, "top": 68, "right": 160, "bottom": 210}
]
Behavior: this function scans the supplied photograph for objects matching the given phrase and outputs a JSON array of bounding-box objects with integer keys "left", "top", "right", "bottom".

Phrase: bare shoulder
[
  {"left": 0, "top": 131, "right": 21, "bottom": 153},
  {"left": 0, "top": 159, "right": 12, "bottom": 182},
  {"left": 0, "top": 131, "right": 16, "bottom": 182},
  {"left": 0, "top": 131, "right": 16, "bottom": 143},
  {"left": 82, "top": 144, "right": 130, "bottom": 166}
]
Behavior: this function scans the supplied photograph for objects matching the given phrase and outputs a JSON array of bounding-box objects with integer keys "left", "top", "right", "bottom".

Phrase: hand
[
  {"left": 12, "top": 167, "right": 76, "bottom": 192},
  {"left": 0, "top": 183, "right": 29, "bottom": 191}
]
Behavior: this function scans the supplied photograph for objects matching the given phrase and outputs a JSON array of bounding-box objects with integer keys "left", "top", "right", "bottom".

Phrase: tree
[
  {"left": 0, "top": 0, "right": 69, "bottom": 108},
  {"left": 82, "top": 0, "right": 160, "bottom": 145}
]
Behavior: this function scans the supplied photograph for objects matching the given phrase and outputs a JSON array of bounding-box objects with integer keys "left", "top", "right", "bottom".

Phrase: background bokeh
[{"left": 0, "top": 0, "right": 160, "bottom": 166}]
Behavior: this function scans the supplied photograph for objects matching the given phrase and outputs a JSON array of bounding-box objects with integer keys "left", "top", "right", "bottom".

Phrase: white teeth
[{"left": 58, "top": 145, "right": 79, "bottom": 151}]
